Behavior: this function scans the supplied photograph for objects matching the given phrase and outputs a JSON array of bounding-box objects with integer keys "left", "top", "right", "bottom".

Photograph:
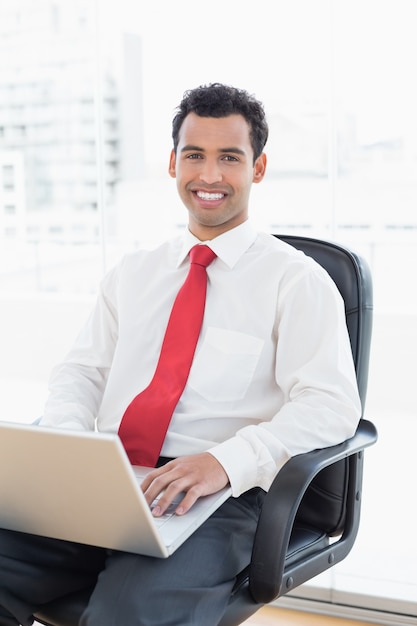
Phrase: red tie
[{"left": 118, "top": 245, "right": 217, "bottom": 466}]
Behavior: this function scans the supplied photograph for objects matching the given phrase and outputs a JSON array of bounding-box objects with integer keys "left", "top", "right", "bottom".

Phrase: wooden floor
[{"left": 242, "top": 606, "right": 375, "bottom": 626}]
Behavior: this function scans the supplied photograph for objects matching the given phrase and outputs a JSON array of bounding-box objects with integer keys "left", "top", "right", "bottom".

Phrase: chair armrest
[{"left": 249, "top": 418, "right": 377, "bottom": 603}]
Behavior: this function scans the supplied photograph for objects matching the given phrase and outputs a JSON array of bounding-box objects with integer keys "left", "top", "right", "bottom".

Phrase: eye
[
  {"left": 186, "top": 153, "right": 203, "bottom": 160},
  {"left": 222, "top": 155, "right": 239, "bottom": 162}
]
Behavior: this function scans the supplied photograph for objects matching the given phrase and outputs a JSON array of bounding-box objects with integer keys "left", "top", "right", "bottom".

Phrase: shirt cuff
[{"left": 208, "top": 436, "right": 260, "bottom": 497}]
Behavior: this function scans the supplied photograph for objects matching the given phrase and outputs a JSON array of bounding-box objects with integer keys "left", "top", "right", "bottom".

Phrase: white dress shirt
[{"left": 41, "top": 221, "right": 361, "bottom": 496}]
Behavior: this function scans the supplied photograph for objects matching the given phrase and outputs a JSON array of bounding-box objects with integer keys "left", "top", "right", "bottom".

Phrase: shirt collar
[{"left": 177, "top": 221, "right": 258, "bottom": 269}]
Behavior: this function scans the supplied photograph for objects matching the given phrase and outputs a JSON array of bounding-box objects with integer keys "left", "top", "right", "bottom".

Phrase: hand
[{"left": 140, "top": 453, "right": 230, "bottom": 517}]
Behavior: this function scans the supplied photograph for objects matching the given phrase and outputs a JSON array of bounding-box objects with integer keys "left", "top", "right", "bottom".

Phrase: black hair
[{"left": 172, "top": 83, "right": 268, "bottom": 162}]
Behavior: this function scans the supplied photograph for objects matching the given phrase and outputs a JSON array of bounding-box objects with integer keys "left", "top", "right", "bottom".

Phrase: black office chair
[{"left": 34, "top": 235, "right": 377, "bottom": 626}]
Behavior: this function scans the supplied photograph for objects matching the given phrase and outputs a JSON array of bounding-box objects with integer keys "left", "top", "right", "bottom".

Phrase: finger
[
  {"left": 174, "top": 488, "right": 202, "bottom": 516},
  {"left": 141, "top": 465, "right": 179, "bottom": 505},
  {"left": 150, "top": 480, "right": 190, "bottom": 516},
  {"left": 143, "top": 468, "right": 190, "bottom": 512},
  {"left": 140, "top": 466, "right": 165, "bottom": 493}
]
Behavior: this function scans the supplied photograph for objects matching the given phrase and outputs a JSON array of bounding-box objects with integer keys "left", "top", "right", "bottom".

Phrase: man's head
[
  {"left": 172, "top": 83, "right": 268, "bottom": 164},
  {"left": 169, "top": 83, "right": 268, "bottom": 240}
]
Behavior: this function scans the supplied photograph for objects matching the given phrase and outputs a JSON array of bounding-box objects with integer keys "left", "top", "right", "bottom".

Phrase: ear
[
  {"left": 168, "top": 149, "right": 176, "bottom": 178},
  {"left": 253, "top": 152, "right": 267, "bottom": 183}
]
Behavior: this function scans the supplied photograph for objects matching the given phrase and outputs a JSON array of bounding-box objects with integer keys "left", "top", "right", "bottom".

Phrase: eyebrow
[{"left": 180, "top": 144, "right": 246, "bottom": 156}]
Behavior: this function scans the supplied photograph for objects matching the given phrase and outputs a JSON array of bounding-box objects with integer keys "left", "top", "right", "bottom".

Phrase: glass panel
[
  {"left": 0, "top": 0, "right": 103, "bottom": 418},
  {"left": 286, "top": 0, "right": 417, "bottom": 614},
  {"left": 324, "top": 0, "right": 417, "bottom": 613}
]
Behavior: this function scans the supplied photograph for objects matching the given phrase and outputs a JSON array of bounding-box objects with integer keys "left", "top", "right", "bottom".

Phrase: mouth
[
  {"left": 195, "top": 191, "right": 225, "bottom": 201},
  {"left": 192, "top": 189, "right": 227, "bottom": 207}
]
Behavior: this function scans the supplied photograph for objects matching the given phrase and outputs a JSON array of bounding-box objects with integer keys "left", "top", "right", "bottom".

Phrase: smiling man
[
  {"left": 169, "top": 112, "right": 266, "bottom": 239},
  {"left": 0, "top": 83, "right": 361, "bottom": 626}
]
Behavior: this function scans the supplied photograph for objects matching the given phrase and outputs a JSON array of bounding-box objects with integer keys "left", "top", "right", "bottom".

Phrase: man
[{"left": 0, "top": 83, "right": 361, "bottom": 626}]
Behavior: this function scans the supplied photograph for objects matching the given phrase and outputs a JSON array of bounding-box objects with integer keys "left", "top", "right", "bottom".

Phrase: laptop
[{"left": 0, "top": 421, "right": 232, "bottom": 558}]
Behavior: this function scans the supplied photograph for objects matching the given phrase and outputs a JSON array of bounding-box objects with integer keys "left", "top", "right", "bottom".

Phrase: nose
[{"left": 199, "top": 159, "right": 222, "bottom": 184}]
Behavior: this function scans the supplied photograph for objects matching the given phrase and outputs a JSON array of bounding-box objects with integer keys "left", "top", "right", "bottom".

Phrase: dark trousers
[{"left": 0, "top": 489, "right": 264, "bottom": 626}]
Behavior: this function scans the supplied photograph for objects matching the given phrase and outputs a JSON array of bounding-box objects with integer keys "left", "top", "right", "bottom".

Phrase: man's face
[{"left": 169, "top": 113, "right": 266, "bottom": 240}]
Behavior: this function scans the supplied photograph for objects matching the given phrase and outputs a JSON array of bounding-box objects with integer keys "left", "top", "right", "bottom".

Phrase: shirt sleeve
[
  {"left": 208, "top": 262, "right": 362, "bottom": 497},
  {"left": 40, "top": 265, "right": 120, "bottom": 431}
]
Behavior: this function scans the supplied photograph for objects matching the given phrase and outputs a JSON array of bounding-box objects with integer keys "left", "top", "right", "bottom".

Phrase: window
[{"left": 0, "top": 0, "right": 415, "bottom": 619}]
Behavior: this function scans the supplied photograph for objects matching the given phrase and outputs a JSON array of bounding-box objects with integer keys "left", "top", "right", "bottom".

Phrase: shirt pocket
[{"left": 187, "top": 327, "right": 264, "bottom": 402}]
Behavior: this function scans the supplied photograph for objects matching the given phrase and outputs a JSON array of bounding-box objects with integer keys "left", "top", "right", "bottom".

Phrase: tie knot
[{"left": 189, "top": 245, "right": 216, "bottom": 268}]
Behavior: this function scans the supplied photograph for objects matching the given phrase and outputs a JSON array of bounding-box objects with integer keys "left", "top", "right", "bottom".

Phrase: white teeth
[{"left": 196, "top": 191, "right": 224, "bottom": 201}]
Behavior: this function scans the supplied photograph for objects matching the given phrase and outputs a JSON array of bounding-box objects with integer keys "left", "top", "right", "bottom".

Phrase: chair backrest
[{"left": 276, "top": 235, "right": 373, "bottom": 535}]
